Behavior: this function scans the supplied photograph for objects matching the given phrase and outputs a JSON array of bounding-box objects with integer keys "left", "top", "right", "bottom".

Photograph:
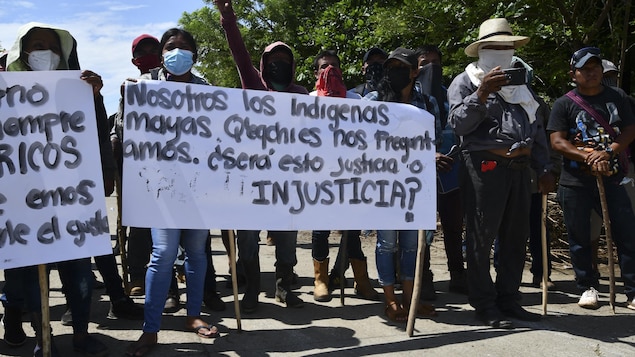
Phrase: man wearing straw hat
[{"left": 448, "top": 18, "right": 555, "bottom": 328}]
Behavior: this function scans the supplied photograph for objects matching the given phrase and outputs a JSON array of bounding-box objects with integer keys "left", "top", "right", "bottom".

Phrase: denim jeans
[
  {"left": 237, "top": 230, "right": 297, "bottom": 267},
  {"left": 143, "top": 228, "right": 208, "bottom": 333},
  {"left": 375, "top": 230, "right": 418, "bottom": 286},
  {"left": 558, "top": 183, "right": 635, "bottom": 298}
]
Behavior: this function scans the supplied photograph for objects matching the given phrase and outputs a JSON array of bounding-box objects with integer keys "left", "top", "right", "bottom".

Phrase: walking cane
[
  {"left": 540, "top": 193, "right": 549, "bottom": 315},
  {"left": 37, "top": 264, "right": 51, "bottom": 357},
  {"left": 407, "top": 230, "right": 426, "bottom": 337},
  {"left": 115, "top": 173, "right": 130, "bottom": 293},
  {"left": 340, "top": 230, "right": 349, "bottom": 306},
  {"left": 227, "top": 229, "right": 242, "bottom": 331},
  {"left": 595, "top": 174, "right": 616, "bottom": 313}
]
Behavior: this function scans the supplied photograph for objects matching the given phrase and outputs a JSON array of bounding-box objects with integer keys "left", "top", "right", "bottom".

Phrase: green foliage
[{"left": 181, "top": 0, "right": 635, "bottom": 99}]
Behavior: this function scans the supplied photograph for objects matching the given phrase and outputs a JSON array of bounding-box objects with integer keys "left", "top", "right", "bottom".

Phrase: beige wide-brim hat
[{"left": 464, "top": 18, "right": 530, "bottom": 57}]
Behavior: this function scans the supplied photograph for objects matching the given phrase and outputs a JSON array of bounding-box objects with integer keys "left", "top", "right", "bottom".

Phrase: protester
[
  {"left": 363, "top": 47, "right": 437, "bottom": 322},
  {"left": 216, "top": 0, "right": 307, "bottom": 312},
  {"left": 548, "top": 47, "right": 635, "bottom": 311},
  {"left": 3, "top": 21, "right": 116, "bottom": 357},
  {"left": 309, "top": 50, "right": 377, "bottom": 302},
  {"left": 414, "top": 44, "right": 467, "bottom": 299},
  {"left": 448, "top": 18, "right": 555, "bottom": 328},
  {"left": 125, "top": 28, "right": 220, "bottom": 357},
  {"left": 349, "top": 47, "right": 388, "bottom": 97}
]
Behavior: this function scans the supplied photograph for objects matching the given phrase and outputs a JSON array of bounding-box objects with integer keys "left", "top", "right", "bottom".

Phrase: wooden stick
[
  {"left": 38, "top": 264, "right": 51, "bottom": 357},
  {"left": 227, "top": 229, "right": 242, "bottom": 331},
  {"left": 340, "top": 230, "right": 349, "bottom": 306},
  {"left": 115, "top": 173, "right": 129, "bottom": 293},
  {"left": 406, "top": 230, "right": 426, "bottom": 337},
  {"left": 541, "top": 193, "right": 549, "bottom": 315},
  {"left": 595, "top": 175, "right": 616, "bottom": 313}
]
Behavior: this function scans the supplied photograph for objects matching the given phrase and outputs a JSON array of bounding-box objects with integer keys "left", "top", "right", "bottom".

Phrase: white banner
[
  {"left": 122, "top": 80, "right": 437, "bottom": 230},
  {"left": 0, "top": 71, "right": 111, "bottom": 269}
]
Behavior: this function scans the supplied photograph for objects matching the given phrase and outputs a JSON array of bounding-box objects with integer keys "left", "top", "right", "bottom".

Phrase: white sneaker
[
  {"left": 578, "top": 287, "right": 600, "bottom": 309},
  {"left": 627, "top": 296, "right": 635, "bottom": 311}
]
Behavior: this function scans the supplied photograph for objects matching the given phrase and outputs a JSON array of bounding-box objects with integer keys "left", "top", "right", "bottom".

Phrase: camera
[{"left": 502, "top": 67, "right": 527, "bottom": 86}]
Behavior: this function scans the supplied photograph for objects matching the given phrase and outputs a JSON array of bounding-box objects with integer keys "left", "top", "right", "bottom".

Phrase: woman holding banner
[
  {"left": 3, "top": 22, "right": 116, "bottom": 357},
  {"left": 362, "top": 47, "right": 437, "bottom": 323},
  {"left": 125, "top": 28, "right": 220, "bottom": 357}
]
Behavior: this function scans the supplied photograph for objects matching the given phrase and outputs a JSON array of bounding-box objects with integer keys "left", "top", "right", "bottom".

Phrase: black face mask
[
  {"left": 265, "top": 60, "right": 293, "bottom": 89},
  {"left": 386, "top": 67, "right": 412, "bottom": 92},
  {"left": 416, "top": 63, "right": 443, "bottom": 96},
  {"left": 365, "top": 63, "right": 384, "bottom": 89}
]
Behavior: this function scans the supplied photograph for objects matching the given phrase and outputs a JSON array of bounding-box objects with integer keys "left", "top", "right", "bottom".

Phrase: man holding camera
[{"left": 447, "top": 18, "right": 555, "bottom": 329}]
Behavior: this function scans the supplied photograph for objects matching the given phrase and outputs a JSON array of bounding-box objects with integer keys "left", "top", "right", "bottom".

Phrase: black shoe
[
  {"left": 73, "top": 335, "right": 108, "bottom": 357},
  {"left": 532, "top": 275, "right": 556, "bottom": 290},
  {"left": 499, "top": 303, "right": 541, "bottom": 322},
  {"left": 475, "top": 308, "right": 514, "bottom": 329},
  {"left": 204, "top": 291, "right": 226, "bottom": 312},
  {"left": 164, "top": 294, "right": 181, "bottom": 313},
  {"left": 34, "top": 340, "right": 61, "bottom": 357},
  {"left": 60, "top": 309, "right": 72, "bottom": 326},
  {"left": 108, "top": 297, "right": 144, "bottom": 320}
]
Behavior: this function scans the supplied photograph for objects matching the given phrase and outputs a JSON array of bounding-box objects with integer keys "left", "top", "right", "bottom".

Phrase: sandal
[
  {"left": 191, "top": 324, "right": 220, "bottom": 338},
  {"left": 125, "top": 333, "right": 157, "bottom": 357},
  {"left": 384, "top": 301, "right": 407, "bottom": 322}
]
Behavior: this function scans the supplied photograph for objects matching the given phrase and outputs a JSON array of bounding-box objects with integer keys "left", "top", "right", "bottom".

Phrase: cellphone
[{"left": 502, "top": 67, "right": 527, "bottom": 86}]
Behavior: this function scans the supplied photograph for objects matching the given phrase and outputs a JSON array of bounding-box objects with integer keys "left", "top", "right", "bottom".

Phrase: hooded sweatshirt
[
  {"left": 6, "top": 22, "right": 116, "bottom": 184},
  {"left": 220, "top": 11, "right": 308, "bottom": 94}
]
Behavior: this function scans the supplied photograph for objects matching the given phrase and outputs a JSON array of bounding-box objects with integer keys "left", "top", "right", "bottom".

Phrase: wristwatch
[{"left": 605, "top": 146, "right": 615, "bottom": 159}]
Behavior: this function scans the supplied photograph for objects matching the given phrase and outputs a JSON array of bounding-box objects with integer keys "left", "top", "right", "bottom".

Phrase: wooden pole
[
  {"left": 595, "top": 175, "right": 616, "bottom": 313},
  {"left": 37, "top": 264, "right": 51, "bottom": 357},
  {"left": 115, "top": 173, "right": 129, "bottom": 293},
  {"left": 227, "top": 229, "right": 242, "bottom": 331},
  {"left": 406, "top": 230, "right": 426, "bottom": 337},
  {"left": 339, "top": 230, "right": 349, "bottom": 306},
  {"left": 541, "top": 194, "right": 549, "bottom": 315}
]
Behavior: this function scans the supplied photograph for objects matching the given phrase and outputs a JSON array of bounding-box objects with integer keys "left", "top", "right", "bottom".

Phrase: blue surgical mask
[{"left": 162, "top": 48, "right": 194, "bottom": 76}]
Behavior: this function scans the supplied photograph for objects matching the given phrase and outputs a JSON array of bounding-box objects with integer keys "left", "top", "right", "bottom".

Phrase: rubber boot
[
  {"left": 2, "top": 306, "right": 26, "bottom": 347},
  {"left": 313, "top": 258, "right": 331, "bottom": 302},
  {"left": 275, "top": 264, "right": 304, "bottom": 308},
  {"left": 350, "top": 258, "right": 379, "bottom": 300},
  {"left": 241, "top": 257, "right": 260, "bottom": 313}
]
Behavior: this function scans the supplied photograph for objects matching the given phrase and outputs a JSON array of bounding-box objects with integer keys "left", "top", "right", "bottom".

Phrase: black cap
[
  {"left": 385, "top": 47, "right": 417, "bottom": 67},
  {"left": 363, "top": 47, "right": 387, "bottom": 63}
]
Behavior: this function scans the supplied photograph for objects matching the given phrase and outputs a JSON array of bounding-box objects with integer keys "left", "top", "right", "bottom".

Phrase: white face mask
[
  {"left": 477, "top": 48, "right": 514, "bottom": 73},
  {"left": 27, "top": 50, "right": 61, "bottom": 71}
]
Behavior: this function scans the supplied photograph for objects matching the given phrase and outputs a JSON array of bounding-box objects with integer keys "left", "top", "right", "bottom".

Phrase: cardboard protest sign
[
  {"left": 122, "top": 80, "right": 437, "bottom": 230},
  {"left": 0, "top": 71, "right": 111, "bottom": 269}
]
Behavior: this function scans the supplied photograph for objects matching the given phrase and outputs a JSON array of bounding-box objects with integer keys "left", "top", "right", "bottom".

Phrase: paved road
[{"left": 1, "top": 197, "right": 634, "bottom": 356}]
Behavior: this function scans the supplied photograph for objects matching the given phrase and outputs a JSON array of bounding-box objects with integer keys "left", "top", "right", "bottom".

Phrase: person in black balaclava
[{"left": 349, "top": 47, "right": 388, "bottom": 97}]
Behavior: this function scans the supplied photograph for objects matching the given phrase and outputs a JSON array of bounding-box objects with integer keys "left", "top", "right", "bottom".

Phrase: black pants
[{"left": 461, "top": 151, "right": 530, "bottom": 311}]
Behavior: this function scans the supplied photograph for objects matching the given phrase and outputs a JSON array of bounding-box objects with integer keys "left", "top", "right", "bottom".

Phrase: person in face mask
[
  {"left": 362, "top": 47, "right": 438, "bottom": 322},
  {"left": 3, "top": 22, "right": 117, "bottom": 357},
  {"left": 447, "top": 18, "right": 555, "bottom": 329},
  {"left": 125, "top": 27, "right": 223, "bottom": 357},
  {"left": 215, "top": 0, "right": 307, "bottom": 313},
  {"left": 308, "top": 50, "right": 378, "bottom": 304},
  {"left": 349, "top": 47, "right": 388, "bottom": 97}
]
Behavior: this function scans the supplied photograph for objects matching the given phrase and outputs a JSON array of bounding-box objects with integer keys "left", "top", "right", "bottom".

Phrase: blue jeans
[
  {"left": 375, "top": 230, "right": 418, "bottom": 286},
  {"left": 144, "top": 228, "right": 208, "bottom": 333},
  {"left": 558, "top": 183, "right": 635, "bottom": 298}
]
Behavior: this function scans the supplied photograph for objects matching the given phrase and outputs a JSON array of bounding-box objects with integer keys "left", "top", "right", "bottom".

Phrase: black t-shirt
[{"left": 547, "top": 86, "right": 635, "bottom": 187}]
